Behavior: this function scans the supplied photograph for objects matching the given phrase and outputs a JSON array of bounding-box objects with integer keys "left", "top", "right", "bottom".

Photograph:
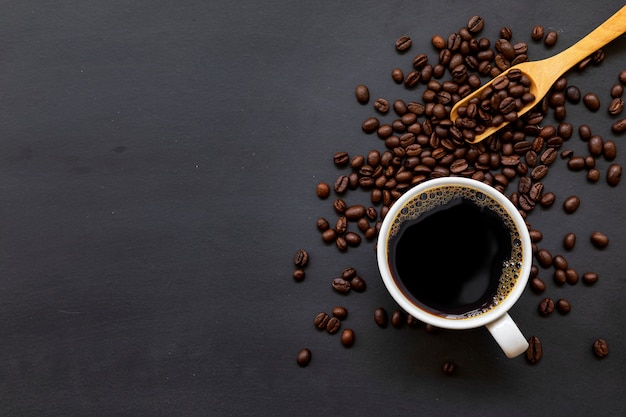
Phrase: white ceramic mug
[{"left": 376, "top": 177, "right": 531, "bottom": 358}]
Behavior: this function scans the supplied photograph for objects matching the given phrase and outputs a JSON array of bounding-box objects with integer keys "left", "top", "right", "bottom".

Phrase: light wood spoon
[{"left": 450, "top": 5, "right": 626, "bottom": 144}]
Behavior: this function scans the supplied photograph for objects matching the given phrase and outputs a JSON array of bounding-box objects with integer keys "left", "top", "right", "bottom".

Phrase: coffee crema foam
[{"left": 388, "top": 185, "right": 524, "bottom": 319}]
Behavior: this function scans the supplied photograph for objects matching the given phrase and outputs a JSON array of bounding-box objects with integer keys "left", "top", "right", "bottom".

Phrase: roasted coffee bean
[
  {"left": 332, "top": 278, "right": 351, "bottom": 294},
  {"left": 563, "top": 232, "right": 576, "bottom": 250},
  {"left": 335, "top": 216, "right": 347, "bottom": 234},
  {"left": 333, "top": 199, "right": 347, "bottom": 214},
  {"left": 355, "top": 84, "right": 370, "bottom": 104},
  {"left": 314, "top": 312, "right": 330, "bottom": 330},
  {"left": 294, "top": 249, "right": 309, "bottom": 267},
  {"left": 293, "top": 268, "right": 306, "bottom": 282},
  {"left": 341, "top": 267, "right": 357, "bottom": 281},
  {"left": 374, "top": 98, "right": 390, "bottom": 113},
  {"left": 587, "top": 168, "right": 600, "bottom": 182},
  {"left": 321, "top": 229, "right": 337, "bottom": 243},
  {"left": 539, "top": 192, "right": 556, "bottom": 207},
  {"left": 529, "top": 229, "right": 543, "bottom": 242},
  {"left": 350, "top": 275, "right": 366, "bottom": 292},
  {"left": 518, "top": 176, "right": 532, "bottom": 194},
  {"left": 565, "top": 85, "right": 581, "bottom": 103},
  {"left": 583, "top": 271, "right": 599, "bottom": 285},
  {"left": 553, "top": 269, "right": 566, "bottom": 285},
  {"left": 344, "top": 232, "right": 361, "bottom": 247},
  {"left": 538, "top": 297, "right": 555, "bottom": 316},
  {"left": 563, "top": 195, "right": 580, "bottom": 213},
  {"left": 530, "top": 277, "right": 546, "bottom": 294},
  {"left": 529, "top": 182, "right": 544, "bottom": 201},
  {"left": 316, "top": 217, "right": 329, "bottom": 232},
  {"left": 317, "top": 178, "right": 334, "bottom": 197},
  {"left": 553, "top": 255, "right": 568, "bottom": 270},
  {"left": 565, "top": 268, "right": 579, "bottom": 285},
  {"left": 567, "top": 156, "right": 586, "bottom": 171},
  {"left": 468, "top": 16, "right": 485, "bottom": 33},
  {"left": 612, "top": 118, "right": 626, "bottom": 134},
  {"left": 608, "top": 97, "right": 624, "bottom": 115},
  {"left": 611, "top": 83, "right": 624, "bottom": 98},
  {"left": 332, "top": 306, "right": 348, "bottom": 319},
  {"left": 620, "top": 70, "right": 626, "bottom": 84},
  {"left": 536, "top": 248, "right": 553, "bottom": 267},
  {"left": 391, "top": 68, "right": 404, "bottom": 84},
  {"left": 540, "top": 148, "right": 558, "bottom": 165},
  {"left": 590, "top": 231, "right": 609, "bottom": 248},
  {"left": 395, "top": 35, "right": 412, "bottom": 52},
  {"left": 588, "top": 135, "right": 604, "bottom": 156},
  {"left": 326, "top": 317, "right": 341, "bottom": 334},
  {"left": 558, "top": 122, "right": 574, "bottom": 139},
  {"left": 531, "top": 165, "right": 548, "bottom": 180},
  {"left": 603, "top": 140, "right": 617, "bottom": 160},
  {"left": 526, "top": 336, "right": 542, "bottom": 364},
  {"left": 404, "top": 70, "right": 421, "bottom": 88},
  {"left": 431, "top": 35, "right": 446, "bottom": 49},
  {"left": 544, "top": 30, "right": 558, "bottom": 47},
  {"left": 344, "top": 205, "right": 366, "bottom": 220},
  {"left": 607, "top": 163, "right": 622, "bottom": 186},
  {"left": 296, "top": 348, "right": 312, "bottom": 367},
  {"left": 341, "top": 328, "right": 355, "bottom": 347},
  {"left": 391, "top": 310, "right": 405, "bottom": 329},
  {"left": 583, "top": 92, "right": 601, "bottom": 111},
  {"left": 361, "top": 117, "right": 379, "bottom": 133},
  {"left": 442, "top": 362, "right": 456, "bottom": 376},
  {"left": 592, "top": 339, "right": 609, "bottom": 358},
  {"left": 374, "top": 307, "right": 388, "bottom": 328},
  {"left": 334, "top": 175, "right": 349, "bottom": 194},
  {"left": 531, "top": 26, "right": 544, "bottom": 41},
  {"left": 336, "top": 237, "right": 348, "bottom": 252},
  {"left": 556, "top": 299, "right": 572, "bottom": 314}
]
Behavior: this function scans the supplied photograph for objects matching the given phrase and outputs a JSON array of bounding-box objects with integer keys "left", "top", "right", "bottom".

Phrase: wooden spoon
[{"left": 450, "top": 5, "right": 626, "bottom": 144}]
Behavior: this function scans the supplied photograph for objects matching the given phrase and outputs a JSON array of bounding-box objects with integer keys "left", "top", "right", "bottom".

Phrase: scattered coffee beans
[
  {"left": 563, "top": 232, "right": 576, "bottom": 250},
  {"left": 355, "top": 84, "right": 370, "bottom": 104},
  {"left": 326, "top": 317, "right": 341, "bottom": 334},
  {"left": 332, "top": 306, "right": 348, "bottom": 319},
  {"left": 607, "top": 163, "right": 622, "bottom": 186},
  {"left": 556, "top": 299, "right": 572, "bottom": 314},
  {"left": 538, "top": 297, "right": 555, "bottom": 316},
  {"left": 391, "top": 310, "right": 405, "bottom": 329},
  {"left": 544, "top": 30, "right": 558, "bottom": 47},
  {"left": 294, "top": 249, "right": 309, "bottom": 267},
  {"left": 563, "top": 196, "right": 580, "bottom": 213},
  {"left": 293, "top": 269, "right": 305, "bottom": 282},
  {"left": 583, "top": 92, "right": 601, "bottom": 111},
  {"left": 395, "top": 35, "right": 412, "bottom": 52},
  {"left": 314, "top": 312, "right": 330, "bottom": 330},
  {"left": 582, "top": 271, "right": 599, "bottom": 285},
  {"left": 374, "top": 307, "right": 388, "bottom": 328},
  {"left": 297, "top": 348, "right": 312, "bottom": 367},
  {"left": 530, "top": 277, "right": 546, "bottom": 293},
  {"left": 592, "top": 339, "right": 609, "bottom": 358}
]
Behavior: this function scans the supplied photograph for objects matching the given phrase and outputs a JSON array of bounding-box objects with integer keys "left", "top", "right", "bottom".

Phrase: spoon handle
[{"left": 542, "top": 5, "right": 626, "bottom": 77}]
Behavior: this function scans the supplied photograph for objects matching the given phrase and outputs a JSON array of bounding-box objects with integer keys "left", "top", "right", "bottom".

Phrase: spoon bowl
[{"left": 450, "top": 5, "right": 626, "bottom": 144}]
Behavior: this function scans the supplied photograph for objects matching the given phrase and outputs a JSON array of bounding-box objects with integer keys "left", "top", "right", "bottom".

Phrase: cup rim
[{"left": 376, "top": 177, "right": 532, "bottom": 330}]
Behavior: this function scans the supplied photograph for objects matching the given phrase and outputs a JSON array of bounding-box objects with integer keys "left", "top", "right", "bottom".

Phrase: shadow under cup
[{"left": 377, "top": 177, "right": 532, "bottom": 332}]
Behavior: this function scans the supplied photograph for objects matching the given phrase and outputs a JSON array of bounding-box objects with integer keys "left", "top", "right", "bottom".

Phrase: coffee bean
[
  {"left": 341, "top": 328, "right": 355, "bottom": 347},
  {"left": 404, "top": 70, "right": 421, "bottom": 88},
  {"left": 293, "top": 269, "right": 305, "bottom": 282},
  {"left": 362, "top": 117, "right": 379, "bottom": 133},
  {"left": 321, "top": 229, "right": 337, "bottom": 243},
  {"left": 565, "top": 268, "right": 579, "bottom": 285},
  {"left": 326, "top": 316, "right": 341, "bottom": 334},
  {"left": 603, "top": 140, "right": 617, "bottom": 160},
  {"left": 583, "top": 271, "right": 599, "bottom": 285},
  {"left": 563, "top": 232, "right": 576, "bottom": 250},
  {"left": 467, "top": 16, "right": 484, "bottom": 33},
  {"left": 442, "top": 361, "right": 456, "bottom": 376},
  {"left": 592, "top": 339, "right": 609, "bottom": 358},
  {"left": 565, "top": 85, "right": 581, "bottom": 103},
  {"left": 530, "top": 277, "right": 546, "bottom": 294},
  {"left": 590, "top": 231, "right": 609, "bottom": 249},
  {"left": 539, "top": 192, "right": 556, "bottom": 207},
  {"left": 350, "top": 275, "right": 366, "bottom": 292},
  {"left": 536, "top": 248, "right": 553, "bottom": 268},
  {"left": 526, "top": 336, "right": 542, "bottom": 364},
  {"left": 607, "top": 163, "right": 622, "bottom": 186},
  {"left": 316, "top": 182, "right": 330, "bottom": 199},
  {"left": 395, "top": 35, "right": 412, "bottom": 52},
  {"left": 612, "top": 118, "right": 626, "bottom": 134},
  {"left": 296, "top": 348, "right": 312, "bottom": 367},
  {"left": 391, "top": 68, "right": 404, "bottom": 84},
  {"left": 529, "top": 182, "right": 544, "bottom": 202},
  {"left": 588, "top": 135, "right": 604, "bottom": 156},
  {"left": 314, "top": 312, "right": 330, "bottom": 330},
  {"left": 355, "top": 84, "right": 370, "bottom": 104},
  {"left": 335, "top": 216, "right": 347, "bottom": 234},
  {"left": 344, "top": 232, "right": 361, "bottom": 247},
  {"left": 608, "top": 97, "right": 624, "bottom": 115},
  {"left": 540, "top": 148, "right": 558, "bottom": 165},
  {"left": 553, "top": 255, "right": 568, "bottom": 270},
  {"left": 531, "top": 165, "right": 548, "bottom": 180},
  {"left": 374, "top": 98, "right": 390, "bottom": 114},
  {"left": 431, "top": 35, "right": 446, "bottom": 49},
  {"left": 294, "top": 249, "right": 309, "bottom": 267},
  {"left": 567, "top": 156, "right": 586, "bottom": 171},
  {"left": 344, "top": 205, "right": 366, "bottom": 220},
  {"left": 341, "top": 267, "right": 357, "bottom": 281},
  {"left": 583, "top": 92, "right": 601, "bottom": 111},
  {"left": 389, "top": 309, "right": 404, "bottom": 329},
  {"left": 332, "top": 277, "right": 351, "bottom": 294},
  {"left": 553, "top": 269, "right": 566, "bottom": 285},
  {"left": 563, "top": 196, "right": 580, "bottom": 213},
  {"left": 334, "top": 175, "right": 349, "bottom": 194},
  {"left": 531, "top": 26, "right": 544, "bottom": 41},
  {"left": 332, "top": 306, "right": 348, "bottom": 319},
  {"left": 538, "top": 297, "right": 555, "bottom": 316},
  {"left": 544, "top": 31, "right": 558, "bottom": 47},
  {"left": 587, "top": 168, "right": 600, "bottom": 182},
  {"left": 374, "top": 307, "right": 388, "bottom": 328},
  {"left": 611, "top": 83, "right": 624, "bottom": 98},
  {"left": 556, "top": 299, "right": 571, "bottom": 314},
  {"left": 620, "top": 70, "right": 626, "bottom": 84},
  {"left": 529, "top": 229, "right": 543, "bottom": 242}
]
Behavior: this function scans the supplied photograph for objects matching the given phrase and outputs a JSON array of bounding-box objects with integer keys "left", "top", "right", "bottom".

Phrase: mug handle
[{"left": 485, "top": 313, "right": 529, "bottom": 358}]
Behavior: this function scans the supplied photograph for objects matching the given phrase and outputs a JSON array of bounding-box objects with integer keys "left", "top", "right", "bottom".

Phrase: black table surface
[{"left": 1, "top": 1, "right": 625, "bottom": 415}]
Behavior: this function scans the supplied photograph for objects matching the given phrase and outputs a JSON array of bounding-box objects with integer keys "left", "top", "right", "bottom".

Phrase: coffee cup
[{"left": 376, "top": 177, "right": 531, "bottom": 358}]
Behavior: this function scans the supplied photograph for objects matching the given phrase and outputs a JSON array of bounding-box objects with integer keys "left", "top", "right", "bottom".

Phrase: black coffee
[{"left": 387, "top": 186, "right": 523, "bottom": 318}]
